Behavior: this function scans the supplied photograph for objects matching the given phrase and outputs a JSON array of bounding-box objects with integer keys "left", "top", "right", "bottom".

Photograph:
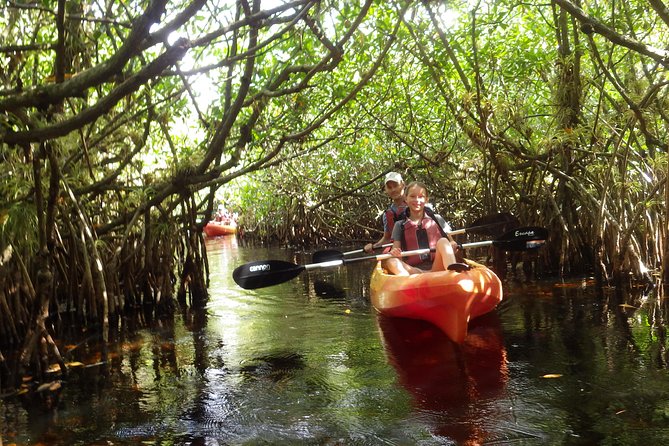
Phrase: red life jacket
[
  {"left": 401, "top": 217, "right": 443, "bottom": 266},
  {"left": 383, "top": 204, "right": 407, "bottom": 235}
]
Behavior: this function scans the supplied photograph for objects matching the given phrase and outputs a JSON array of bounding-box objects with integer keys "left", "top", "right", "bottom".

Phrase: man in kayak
[
  {"left": 384, "top": 181, "right": 459, "bottom": 276},
  {"left": 364, "top": 171, "right": 408, "bottom": 254}
]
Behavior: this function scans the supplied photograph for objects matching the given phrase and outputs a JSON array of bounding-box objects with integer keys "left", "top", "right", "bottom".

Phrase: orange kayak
[
  {"left": 370, "top": 259, "right": 502, "bottom": 343},
  {"left": 203, "top": 220, "right": 237, "bottom": 236}
]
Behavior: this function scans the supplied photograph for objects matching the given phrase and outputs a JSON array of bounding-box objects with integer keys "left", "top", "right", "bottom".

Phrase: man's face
[{"left": 384, "top": 181, "right": 404, "bottom": 200}]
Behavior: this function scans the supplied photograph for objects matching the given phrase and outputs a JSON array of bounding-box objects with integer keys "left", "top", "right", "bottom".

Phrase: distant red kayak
[
  {"left": 203, "top": 220, "right": 237, "bottom": 237},
  {"left": 370, "top": 259, "right": 502, "bottom": 343}
]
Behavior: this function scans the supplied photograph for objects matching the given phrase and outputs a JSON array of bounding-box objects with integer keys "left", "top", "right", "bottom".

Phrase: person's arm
[
  {"left": 389, "top": 240, "right": 402, "bottom": 257},
  {"left": 388, "top": 222, "right": 403, "bottom": 256},
  {"left": 365, "top": 209, "right": 393, "bottom": 252},
  {"left": 364, "top": 233, "right": 392, "bottom": 253},
  {"left": 435, "top": 214, "right": 464, "bottom": 261}
]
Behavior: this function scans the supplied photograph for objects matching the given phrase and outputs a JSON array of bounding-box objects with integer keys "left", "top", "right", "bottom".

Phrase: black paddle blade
[
  {"left": 312, "top": 249, "right": 345, "bottom": 263},
  {"left": 494, "top": 226, "right": 548, "bottom": 251},
  {"left": 233, "top": 260, "right": 305, "bottom": 289}
]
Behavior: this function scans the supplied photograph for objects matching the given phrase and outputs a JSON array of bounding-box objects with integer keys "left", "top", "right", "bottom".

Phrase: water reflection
[
  {"left": 204, "top": 234, "right": 239, "bottom": 283},
  {"left": 377, "top": 312, "right": 508, "bottom": 444},
  {"left": 5, "top": 240, "right": 669, "bottom": 445}
]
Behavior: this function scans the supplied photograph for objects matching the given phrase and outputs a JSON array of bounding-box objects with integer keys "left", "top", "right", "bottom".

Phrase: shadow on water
[
  {"left": 312, "top": 280, "right": 346, "bottom": 299},
  {"left": 239, "top": 352, "right": 307, "bottom": 383}
]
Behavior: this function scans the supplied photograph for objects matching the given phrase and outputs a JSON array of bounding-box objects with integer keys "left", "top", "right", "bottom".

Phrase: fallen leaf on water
[
  {"left": 46, "top": 363, "right": 61, "bottom": 373},
  {"left": 66, "top": 361, "right": 84, "bottom": 368},
  {"left": 554, "top": 279, "right": 596, "bottom": 288},
  {"left": 83, "top": 361, "right": 106, "bottom": 368},
  {"left": 541, "top": 374, "right": 563, "bottom": 379},
  {"left": 37, "top": 382, "right": 52, "bottom": 392}
]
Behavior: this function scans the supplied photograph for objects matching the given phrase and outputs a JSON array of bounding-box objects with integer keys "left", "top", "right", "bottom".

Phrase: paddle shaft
[
  {"left": 233, "top": 226, "right": 547, "bottom": 289},
  {"left": 304, "top": 236, "right": 544, "bottom": 271},
  {"left": 367, "top": 223, "right": 502, "bottom": 249},
  {"left": 320, "top": 219, "right": 517, "bottom": 259},
  {"left": 305, "top": 248, "right": 433, "bottom": 270},
  {"left": 233, "top": 248, "right": 439, "bottom": 290},
  {"left": 315, "top": 237, "right": 544, "bottom": 268},
  {"left": 342, "top": 243, "right": 392, "bottom": 256}
]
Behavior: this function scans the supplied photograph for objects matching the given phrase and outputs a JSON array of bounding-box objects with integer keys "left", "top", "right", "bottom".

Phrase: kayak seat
[{"left": 447, "top": 262, "right": 472, "bottom": 272}]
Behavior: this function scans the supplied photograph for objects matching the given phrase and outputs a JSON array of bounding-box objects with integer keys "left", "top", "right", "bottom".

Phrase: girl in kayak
[{"left": 384, "top": 181, "right": 458, "bottom": 275}]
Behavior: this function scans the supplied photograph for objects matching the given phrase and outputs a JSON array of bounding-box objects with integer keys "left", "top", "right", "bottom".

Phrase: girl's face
[
  {"left": 384, "top": 181, "right": 404, "bottom": 201},
  {"left": 405, "top": 186, "right": 428, "bottom": 213}
]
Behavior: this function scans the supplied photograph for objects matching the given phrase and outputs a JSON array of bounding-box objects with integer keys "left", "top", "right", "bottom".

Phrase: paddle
[
  {"left": 233, "top": 226, "right": 547, "bottom": 289},
  {"left": 312, "top": 213, "right": 521, "bottom": 263},
  {"left": 312, "top": 243, "right": 392, "bottom": 264}
]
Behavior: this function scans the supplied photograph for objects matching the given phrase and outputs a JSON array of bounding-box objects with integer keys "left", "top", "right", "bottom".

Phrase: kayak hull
[
  {"left": 370, "top": 259, "right": 502, "bottom": 343},
  {"left": 203, "top": 220, "right": 237, "bottom": 236}
]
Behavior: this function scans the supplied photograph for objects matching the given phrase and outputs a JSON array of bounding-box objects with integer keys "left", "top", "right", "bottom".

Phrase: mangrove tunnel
[{"left": 1, "top": 0, "right": 668, "bottom": 396}]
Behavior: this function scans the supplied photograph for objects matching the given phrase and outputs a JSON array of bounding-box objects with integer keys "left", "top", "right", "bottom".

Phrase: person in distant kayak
[
  {"left": 384, "top": 181, "right": 459, "bottom": 275},
  {"left": 214, "top": 204, "right": 228, "bottom": 222},
  {"left": 364, "top": 171, "right": 408, "bottom": 254}
]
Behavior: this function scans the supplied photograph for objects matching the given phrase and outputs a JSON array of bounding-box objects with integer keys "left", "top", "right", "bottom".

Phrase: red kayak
[
  {"left": 370, "top": 259, "right": 502, "bottom": 343},
  {"left": 203, "top": 220, "right": 237, "bottom": 237}
]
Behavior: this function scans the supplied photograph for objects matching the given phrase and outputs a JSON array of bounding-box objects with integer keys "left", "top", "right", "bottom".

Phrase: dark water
[{"left": 2, "top": 236, "right": 669, "bottom": 445}]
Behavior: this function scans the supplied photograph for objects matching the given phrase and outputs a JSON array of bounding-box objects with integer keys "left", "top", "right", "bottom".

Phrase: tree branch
[
  {"left": 0, "top": 0, "right": 170, "bottom": 113},
  {"left": 2, "top": 39, "right": 190, "bottom": 145},
  {"left": 554, "top": 0, "right": 669, "bottom": 66}
]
